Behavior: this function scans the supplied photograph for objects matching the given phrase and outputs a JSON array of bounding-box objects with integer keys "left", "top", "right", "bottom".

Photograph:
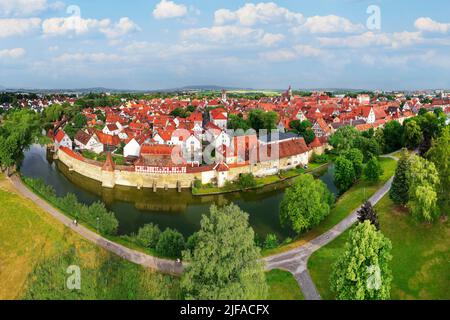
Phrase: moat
[{"left": 20, "top": 144, "right": 338, "bottom": 240}]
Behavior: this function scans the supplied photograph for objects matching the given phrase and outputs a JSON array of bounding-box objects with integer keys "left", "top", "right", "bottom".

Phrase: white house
[
  {"left": 74, "top": 130, "right": 103, "bottom": 154},
  {"left": 102, "top": 124, "right": 120, "bottom": 136},
  {"left": 54, "top": 130, "right": 72, "bottom": 150},
  {"left": 124, "top": 138, "right": 141, "bottom": 158}
]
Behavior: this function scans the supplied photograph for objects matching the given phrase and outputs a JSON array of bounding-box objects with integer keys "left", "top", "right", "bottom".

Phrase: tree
[
  {"left": 329, "top": 126, "right": 360, "bottom": 153},
  {"left": 137, "top": 224, "right": 161, "bottom": 248},
  {"left": 156, "top": 228, "right": 185, "bottom": 258},
  {"left": 228, "top": 114, "right": 250, "bottom": 131},
  {"left": 357, "top": 201, "right": 380, "bottom": 230},
  {"left": 343, "top": 148, "right": 364, "bottom": 178},
  {"left": 73, "top": 113, "right": 87, "bottom": 128},
  {"left": 383, "top": 121, "right": 404, "bottom": 152},
  {"left": 355, "top": 136, "right": 381, "bottom": 162},
  {"left": 280, "top": 174, "right": 334, "bottom": 234},
  {"left": 248, "top": 109, "right": 278, "bottom": 131},
  {"left": 334, "top": 156, "right": 356, "bottom": 194},
  {"left": 181, "top": 204, "right": 268, "bottom": 300},
  {"left": 406, "top": 155, "right": 440, "bottom": 222},
  {"left": 403, "top": 120, "right": 423, "bottom": 150},
  {"left": 237, "top": 173, "right": 257, "bottom": 189},
  {"left": 290, "top": 120, "right": 316, "bottom": 144},
  {"left": 389, "top": 150, "right": 411, "bottom": 206},
  {"left": 263, "top": 234, "right": 279, "bottom": 249},
  {"left": 330, "top": 221, "right": 392, "bottom": 300},
  {"left": 426, "top": 127, "right": 450, "bottom": 213},
  {"left": 364, "top": 157, "right": 383, "bottom": 182}
]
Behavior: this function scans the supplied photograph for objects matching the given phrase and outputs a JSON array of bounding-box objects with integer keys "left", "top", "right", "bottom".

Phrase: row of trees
[
  {"left": 390, "top": 127, "right": 449, "bottom": 221},
  {"left": 23, "top": 178, "right": 119, "bottom": 235}
]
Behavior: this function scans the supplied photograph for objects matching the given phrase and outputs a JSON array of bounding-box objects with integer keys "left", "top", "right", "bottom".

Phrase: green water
[{"left": 20, "top": 144, "right": 337, "bottom": 240}]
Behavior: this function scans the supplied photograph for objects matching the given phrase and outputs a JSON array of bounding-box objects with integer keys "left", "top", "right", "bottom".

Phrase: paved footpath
[
  {"left": 9, "top": 174, "right": 183, "bottom": 276},
  {"left": 264, "top": 154, "right": 398, "bottom": 300}
]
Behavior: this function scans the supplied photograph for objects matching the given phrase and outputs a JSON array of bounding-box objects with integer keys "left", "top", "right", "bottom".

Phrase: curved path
[
  {"left": 8, "top": 174, "right": 183, "bottom": 276},
  {"left": 264, "top": 154, "right": 398, "bottom": 300}
]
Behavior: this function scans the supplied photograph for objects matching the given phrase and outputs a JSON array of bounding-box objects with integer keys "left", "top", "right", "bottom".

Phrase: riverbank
[
  {"left": 192, "top": 162, "right": 327, "bottom": 196},
  {"left": 308, "top": 195, "right": 450, "bottom": 300}
]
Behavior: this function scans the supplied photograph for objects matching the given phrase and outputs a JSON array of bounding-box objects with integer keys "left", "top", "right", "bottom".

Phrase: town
[{"left": 3, "top": 88, "right": 448, "bottom": 190}]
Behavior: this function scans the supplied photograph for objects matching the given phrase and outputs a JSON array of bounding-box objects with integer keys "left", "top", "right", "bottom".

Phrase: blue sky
[{"left": 0, "top": 0, "right": 449, "bottom": 90}]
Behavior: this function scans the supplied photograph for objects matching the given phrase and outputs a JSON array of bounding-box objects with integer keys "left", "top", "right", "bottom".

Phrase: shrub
[
  {"left": 193, "top": 178, "right": 202, "bottom": 189},
  {"left": 264, "top": 234, "right": 279, "bottom": 249},
  {"left": 156, "top": 228, "right": 185, "bottom": 258},
  {"left": 238, "top": 173, "right": 257, "bottom": 189},
  {"left": 311, "top": 153, "right": 328, "bottom": 164},
  {"left": 137, "top": 224, "right": 161, "bottom": 248}
]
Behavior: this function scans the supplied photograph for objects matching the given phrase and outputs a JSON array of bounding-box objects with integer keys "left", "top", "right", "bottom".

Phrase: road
[
  {"left": 9, "top": 174, "right": 183, "bottom": 276},
  {"left": 264, "top": 154, "right": 398, "bottom": 300}
]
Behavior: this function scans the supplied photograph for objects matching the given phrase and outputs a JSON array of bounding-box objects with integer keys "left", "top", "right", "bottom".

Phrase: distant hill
[{"left": 176, "top": 85, "right": 254, "bottom": 91}]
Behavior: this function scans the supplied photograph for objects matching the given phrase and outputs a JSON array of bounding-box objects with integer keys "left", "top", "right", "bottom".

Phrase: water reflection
[{"left": 20, "top": 145, "right": 337, "bottom": 240}]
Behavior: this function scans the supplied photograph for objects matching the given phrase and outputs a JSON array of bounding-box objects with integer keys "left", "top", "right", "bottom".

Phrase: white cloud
[
  {"left": 42, "top": 16, "right": 110, "bottom": 36},
  {"left": 214, "top": 2, "right": 303, "bottom": 26},
  {"left": 260, "top": 44, "right": 328, "bottom": 62},
  {"left": 153, "top": 0, "right": 187, "bottom": 19},
  {"left": 0, "top": 0, "right": 63, "bottom": 17},
  {"left": 54, "top": 52, "right": 124, "bottom": 63},
  {"left": 0, "top": 47, "right": 26, "bottom": 58},
  {"left": 42, "top": 16, "right": 139, "bottom": 38},
  {"left": 0, "top": 18, "right": 41, "bottom": 38},
  {"left": 181, "top": 25, "right": 264, "bottom": 44},
  {"left": 260, "top": 33, "right": 285, "bottom": 46},
  {"left": 318, "top": 31, "right": 423, "bottom": 49},
  {"left": 100, "top": 17, "right": 140, "bottom": 39},
  {"left": 415, "top": 17, "right": 450, "bottom": 33},
  {"left": 291, "top": 15, "right": 365, "bottom": 34}
]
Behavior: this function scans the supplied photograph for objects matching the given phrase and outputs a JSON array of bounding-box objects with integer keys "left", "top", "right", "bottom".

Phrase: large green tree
[
  {"left": 343, "top": 148, "right": 364, "bottom": 178},
  {"left": 329, "top": 126, "right": 360, "bottom": 153},
  {"left": 407, "top": 155, "right": 440, "bottom": 222},
  {"left": 330, "top": 221, "right": 392, "bottom": 300},
  {"left": 426, "top": 127, "right": 450, "bottom": 213},
  {"left": 334, "top": 156, "right": 356, "bottom": 194},
  {"left": 383, "top": 121, "right": 404, "bottom": 153},
  {"left": 181, "top": 204, "right": 268, "bottom": 300},
  {"left": 403, "top": 120, "right": 423, "bottom": 150},
  {"left": 280, "top": 174, "right": 334, "bottom": 234},
  {"left": 389, "top": 149, "right": 411, "bottom": 206},
  {"left": 364, "top": 157, "right": 383, "bottom": 182}
]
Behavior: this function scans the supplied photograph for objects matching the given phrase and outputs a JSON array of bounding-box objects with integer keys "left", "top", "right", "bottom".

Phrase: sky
[{"left": 0, "top": 0, "right": 449, "bottom": 90}]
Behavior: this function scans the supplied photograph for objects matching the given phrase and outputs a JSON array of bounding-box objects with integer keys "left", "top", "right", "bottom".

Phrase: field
[
  {"left": 308, "top": 195, "right": 450, "bottom": 300},
  {"left": 0, "top": 174, "right": 180, "bottom": 300},
  {"left": 262, "top": 157, "right": 397, "bottom": 256}
]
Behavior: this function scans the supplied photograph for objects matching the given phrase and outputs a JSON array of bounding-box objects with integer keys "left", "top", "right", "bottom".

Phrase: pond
[{"left": 20, "top": 144, "right": 337, "bottom": 241}]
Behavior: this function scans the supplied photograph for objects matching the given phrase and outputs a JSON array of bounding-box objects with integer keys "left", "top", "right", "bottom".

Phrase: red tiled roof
[
  {"left": 55, "top": 130, "right": 67, "bottom": 143},
  {"left": 140, "top": 144, "right": 174, "bottom": 155},
  {"left": 59, "top": 147, "right": 84, "bottom": 161},
  {"left": 95, "top": 131, "right": 121, "bottom": 146}
]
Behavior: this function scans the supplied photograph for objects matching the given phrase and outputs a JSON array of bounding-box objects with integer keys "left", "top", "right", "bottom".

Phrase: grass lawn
[
  {"left": 0, "top": 174, "right": 180, "bottom": 300},
  {"left": 263, "top": 157, "right": 397, "bottom": 256},
  {"left": 308, "top": 195, "right": 450, "bottom": 300},
  {"left": 266, "top": 269, "right": 304, "bottom": 300}
]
